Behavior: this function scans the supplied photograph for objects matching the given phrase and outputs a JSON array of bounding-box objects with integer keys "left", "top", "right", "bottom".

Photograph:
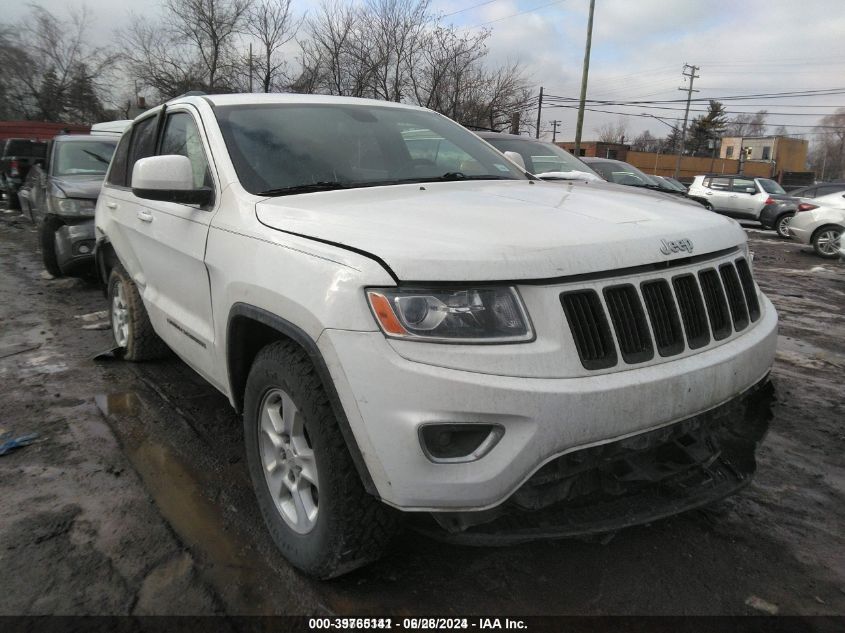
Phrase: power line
[
  {"left": 467, "top": 0, "right": 567, "bottom": 27},
  {"left": 442, "top": 0, "right": 501, "bottom": 18}
]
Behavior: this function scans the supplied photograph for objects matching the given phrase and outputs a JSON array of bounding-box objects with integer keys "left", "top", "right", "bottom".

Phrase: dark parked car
[
  {"left": 788, "top": 182, "right": 845, "bottom": 199},
  {"left": 1, "top": 138, "right": 47, "bottom": 210},
  {"left": 581, "top": 157, "right": 690, "bottom": 198},
  {"left": 21, "top": 134, "right": 118, "bottom": 276},
  {"left": 475, "top": 131, "right": 602, "bottom": 180}
]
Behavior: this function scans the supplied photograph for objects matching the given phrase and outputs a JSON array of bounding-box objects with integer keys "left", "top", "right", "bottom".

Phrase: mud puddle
[{"left": 95, "top": 391, "right": 328, "bottom": 615}]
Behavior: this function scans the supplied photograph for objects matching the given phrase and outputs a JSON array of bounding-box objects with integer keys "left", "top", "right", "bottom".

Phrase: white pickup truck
[{"left": 94, "top": 93, "right": 777, "bottom": 578}]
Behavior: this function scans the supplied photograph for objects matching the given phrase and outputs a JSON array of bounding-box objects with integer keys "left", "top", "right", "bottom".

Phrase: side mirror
[
  {"left": 503, "top": 151, "right": 526, "bottom": 170},
  {"left": 745, "top": 187, "right": 756, "bottom": 194},
  {"left": 131, "top": 155, "right": 212, "bottom": 206}
]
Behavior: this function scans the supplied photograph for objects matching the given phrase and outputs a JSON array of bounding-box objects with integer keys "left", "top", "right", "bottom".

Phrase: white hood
[{"left": 255, "top": 180, "right": 746, "bottom": 282}]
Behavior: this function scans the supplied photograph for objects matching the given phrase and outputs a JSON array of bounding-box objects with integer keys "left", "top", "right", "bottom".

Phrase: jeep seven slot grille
[{"left": 561, "top": 258, "right": 761, "bottom": 370}]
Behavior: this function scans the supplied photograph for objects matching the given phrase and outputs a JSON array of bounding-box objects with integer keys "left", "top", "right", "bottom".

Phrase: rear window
[
  {"left": 758, "top": 179, "right": 785, "bottom": 194},
  {"left": 5, "top": 140, "right": 47, "bottom": 157}
]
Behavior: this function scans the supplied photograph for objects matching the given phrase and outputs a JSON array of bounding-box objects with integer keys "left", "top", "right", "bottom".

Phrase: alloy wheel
[
  {"left": 816, "top": 229, "right": 841, "bottom": 256},
  {"left": 259, "top": 388, "right": 319, "bottom": 534},
  {"left": 111, "top": 283, "right": 129, "bottom": 347}
]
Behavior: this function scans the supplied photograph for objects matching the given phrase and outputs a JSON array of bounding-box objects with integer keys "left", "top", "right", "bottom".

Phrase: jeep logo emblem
[{"left": 660, "top": 238, "right": 694, "bottom": 256}]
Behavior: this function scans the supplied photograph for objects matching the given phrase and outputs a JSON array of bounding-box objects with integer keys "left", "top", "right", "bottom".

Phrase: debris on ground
[
  {"left": 745, "top": 595, "right": 780, "bottom": 615},
  {"left": 0, "top": 342, "right": 41, "bottom": 360},
  {"left": 75, "top": 311, "right": 109, "bottom": 323},
  {"left": 0, "top": 432, "right": 39, "bottom": 457}
]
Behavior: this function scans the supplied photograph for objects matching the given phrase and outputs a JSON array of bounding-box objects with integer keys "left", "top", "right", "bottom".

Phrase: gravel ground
[{"left": 0, "top": 206, "right": 843, "bottom": 616}]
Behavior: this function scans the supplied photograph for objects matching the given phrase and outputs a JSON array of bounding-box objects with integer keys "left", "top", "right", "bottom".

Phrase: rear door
[
  {"left": 729, "top": 177, "right": 760, "bottom": 217},
  {"left": 702, "top": 176, "right": 733, "bottom": 211}
]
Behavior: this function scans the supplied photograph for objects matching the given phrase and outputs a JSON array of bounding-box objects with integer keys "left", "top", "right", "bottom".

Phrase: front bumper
[
  {"left": 318, "top": 295, "right": 778, "bottom": 511},
  {"left": 54, "top": 218, "right": 96, "bottom": 274},
  {"left": 421, "top": 376, "right": 774, "bottom": 543}
]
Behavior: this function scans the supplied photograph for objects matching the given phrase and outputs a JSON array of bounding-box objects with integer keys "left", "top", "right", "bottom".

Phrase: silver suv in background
[{"left": 687, "top": 175, "right": 799, "bottom": 237}]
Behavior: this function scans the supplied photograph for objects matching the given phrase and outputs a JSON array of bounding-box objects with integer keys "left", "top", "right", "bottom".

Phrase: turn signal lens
[{"left": 367, "top": 292, "right": 408, "bottom": 335}]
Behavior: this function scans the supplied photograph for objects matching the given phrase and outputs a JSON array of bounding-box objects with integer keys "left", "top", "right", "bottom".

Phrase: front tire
[
  {"left": 39, "top": 216, "right": 63, "bottom": 277},
  {"left": 243, "top": 340, "right": 398, "bottom": 578},
  {"left": 812, "top": 226, "right": 842, "bottom": 259},
  {"left": 107, "top": 264, "right": 169, "bottom": 360},
  {"left": 775, "top": 213, "right": 794, "bottom": 239}
]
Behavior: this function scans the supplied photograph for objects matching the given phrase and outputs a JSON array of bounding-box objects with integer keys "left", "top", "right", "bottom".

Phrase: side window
[
  {"left": 709, "top": 177, "right": 731, "bottom": 191},
  {"left": 725, "top": 146, "right": 734, "bottom": 158},
  {"left": 159, "top": 112, "right": 211, "bottom": 189},
  {"left": 732, "top": 178, "right": 756, "bottom": 193},
  {"left": 106, "top": 131, "right": 132, "bottom": 187},
  {"left": 127, "top": 116, "right": 159, "bottom": 186}
]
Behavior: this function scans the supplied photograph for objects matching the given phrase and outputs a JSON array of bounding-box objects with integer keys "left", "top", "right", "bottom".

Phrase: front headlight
[
  {"left": 52, "top": 197, "right": 96, "bottom": 216},
  {"left": 367, "top": 286, "right": 533, "bottom": 343}
]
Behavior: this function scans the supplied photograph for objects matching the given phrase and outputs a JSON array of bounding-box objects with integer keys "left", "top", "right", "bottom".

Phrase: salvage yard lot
[{"left": 0, "top": 208, "right": 843, "bottom": 615}]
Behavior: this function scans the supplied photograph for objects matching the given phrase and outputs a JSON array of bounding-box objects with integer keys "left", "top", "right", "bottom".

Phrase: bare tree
[
  {"left": 726, "top": 110, "right": 768, "bottom": 137},
  {"left": 246, "top": 0, "right": 301, "bottom": 92},
  {"left": 808, "top": 107, "right": 845, "bottom": 180},
  {"left": 0, "top": 6, "right": 115, "bottom": 122},
  {"left": 121, "top": 15, "right": 208, "bottom": 100},
  {"left": 165, "top": 0, "right": 252, "bottom": 90},
  {"left": 632, "top": 130, "right": 660, "bottom": 152},
  {"left": 595, "top": 119, "right": 629, "bottom": 143}
]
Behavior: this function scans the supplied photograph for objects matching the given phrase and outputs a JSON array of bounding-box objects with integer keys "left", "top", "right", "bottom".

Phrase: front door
[{"left": 126, "top": 108, "right": 219, "bottom": 382}]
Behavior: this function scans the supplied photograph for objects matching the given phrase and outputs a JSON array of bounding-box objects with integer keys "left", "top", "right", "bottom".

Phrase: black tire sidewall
[
  {"left": 39, "top": 216, "right": 63, "bottom": 277},
  {"left": 243, "top": 350, "right": 338, "bottom": 575}
]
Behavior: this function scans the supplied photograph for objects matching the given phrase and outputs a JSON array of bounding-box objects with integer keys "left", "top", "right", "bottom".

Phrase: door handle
[
  {"left": 705, "top": 191, "right": 713, "bottom": 195},
  {"left": 137, "top": 210, "right": 153, "bottom": 223},
  {"left": 106, "top": 202, "right": 118, "bottom": 209}
]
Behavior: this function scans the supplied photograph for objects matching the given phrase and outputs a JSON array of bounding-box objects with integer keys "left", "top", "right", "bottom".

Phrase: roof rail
[{"left": 168, "top": 90, "right": 207, "bottom": 102}]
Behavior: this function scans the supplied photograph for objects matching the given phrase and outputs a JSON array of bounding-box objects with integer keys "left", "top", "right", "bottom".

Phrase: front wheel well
[{"left": 226, "top": 304, "right": 379, "bottom": 497}]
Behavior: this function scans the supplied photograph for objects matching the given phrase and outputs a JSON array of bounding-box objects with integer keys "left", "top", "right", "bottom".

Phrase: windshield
[
  {"left": 655, "top": 176, "right": 686, "bottom": 192},
  {"left": 758, "top": 178, "right": 786, "bottom": 195},
  {"left": 587, "top": 160, "right": 658, "bottom": 187},
  {"left": 53, "top": 140, "right": 117, "bottom": 177},
  {"left": 482, "top": 137, "right": 600, "bottom": 177},
  {"left": 214, "top": 103, "right": 527, "bottom": 195}
]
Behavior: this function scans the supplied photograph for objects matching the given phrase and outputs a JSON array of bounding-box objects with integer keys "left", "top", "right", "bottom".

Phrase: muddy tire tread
[
  {"left": 39, "top": 215, "right": 63, "bottom": 277},
  {"left": 245, "top": 340, "right": 399, "bottom": 579},
  {"left": 108, "top": 264, "right": 169, "bottom": 361}
]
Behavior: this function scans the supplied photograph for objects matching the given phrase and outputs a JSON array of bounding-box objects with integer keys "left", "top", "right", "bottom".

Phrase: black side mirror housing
[{"left": 132, "top": 186, "right": 213, "bottom": 206}]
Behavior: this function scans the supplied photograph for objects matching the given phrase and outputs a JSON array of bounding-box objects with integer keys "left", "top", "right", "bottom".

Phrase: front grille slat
[
  {"left": 603, "top": 285, "right": 654, "bottom": 364},
  {"left": 672, "top": 274, "right": 710, "bottom": 349},
  {"left": 561, "top": 291, "right": 617, "bottom": 370},
  {"left": 735, "top": 258, "right": 761, "bottom": 322},
  {"left": 719, "top": 263, "right": 749, "bottom": 331},
  {"left": 641, "top": 280, "right": 684, "bottom": 357},
  {"left": 562, "top": 256, "right": 760, "bottom": 371},
  {"left": 698, "top": 269, "right": 732, "bottom": 341}
]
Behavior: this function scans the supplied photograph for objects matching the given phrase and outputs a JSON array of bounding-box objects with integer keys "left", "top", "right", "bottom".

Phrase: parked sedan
[
  {"left": 24, "top": 134, "right": 118, "bottom": 276},
  {"left": 788, "top": 203, "right": 844, "bottom": 258},
  {"left": 475, "top": 132, "right": 602, "bottom": 181},
  {"left": 581, "top": 157, "right": 689, "bottom": 199}
]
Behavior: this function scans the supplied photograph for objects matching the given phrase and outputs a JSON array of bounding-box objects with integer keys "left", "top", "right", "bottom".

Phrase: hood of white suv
[{"left": 255, "top": 180, "right": 747, "bottom": 281}]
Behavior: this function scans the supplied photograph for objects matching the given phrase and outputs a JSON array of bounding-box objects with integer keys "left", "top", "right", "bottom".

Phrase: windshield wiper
[
  {"left": 411, "top": 172, "right": 513, "bottom": 183},
  {"left": 258, "top": 181, "right": 350, "bottom": 196},
  {"left": 82, "top": 150, "right": 110, "bottom": 164}
]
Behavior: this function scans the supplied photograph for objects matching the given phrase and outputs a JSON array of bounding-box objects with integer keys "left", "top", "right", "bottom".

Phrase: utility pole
[
  {"left": 535, "top": 87, "right": 543, "bottom": 139},
  {"left": 574, "top": 0, "right": 596, "bottom": 155},
  {"left": 551, "top": 120, "right": 561, "bottom": 142},
  {"left": 248, "top": 43, "right": 254, "bottom": 93},
  {"left": 674, "top": 63, "right": 699, "bottom": 179}
]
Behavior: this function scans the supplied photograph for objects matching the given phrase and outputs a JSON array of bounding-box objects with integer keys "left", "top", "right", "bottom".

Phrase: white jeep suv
[{"left": 95, "top": 94, "right": 778, "bottom": 578}]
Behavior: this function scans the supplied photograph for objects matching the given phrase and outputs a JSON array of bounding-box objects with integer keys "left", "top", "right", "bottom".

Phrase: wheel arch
[
  {"left": 94, "top": 237, "right": 120, "bottom": 292},
  {"left": 226, "top": 303, "right": 379, "bottom": 497}
]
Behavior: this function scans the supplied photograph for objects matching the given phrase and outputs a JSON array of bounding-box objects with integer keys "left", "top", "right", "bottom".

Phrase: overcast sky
[{"left": 7, "top": 0, "right": 845, "bottom": 142}]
